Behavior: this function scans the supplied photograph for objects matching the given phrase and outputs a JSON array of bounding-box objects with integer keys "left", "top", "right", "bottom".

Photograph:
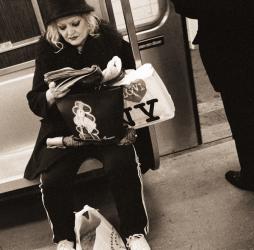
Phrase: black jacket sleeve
[
  {"left": 171, "top": 0, "right": 253, "bottom": 18},
  {"left": 171, "top": 0, "right": 199, "bottom": 18},
  {"left": 99, "top": 22, "right": 136, "bottom": 70},
  {"left": 119, "top": 39, "right": 136, "bottom": 70},
  {"left": 26, "top": 38, "right": 58, "bottom": 118}
]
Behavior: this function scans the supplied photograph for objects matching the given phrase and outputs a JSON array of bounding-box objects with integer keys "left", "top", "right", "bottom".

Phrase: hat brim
[{"left": 45, "top": 4, "right": 94, "bottom": 25}]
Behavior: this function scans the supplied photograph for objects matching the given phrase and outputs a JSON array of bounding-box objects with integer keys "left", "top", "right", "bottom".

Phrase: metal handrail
[
  {"left": 31, "top": 0, "right": 46, "bottom": 34},
  {"left": 119, "top": 0, "right": 142, "bottom": 68},
  {"left": 0, "top": 36, "right": 41, "bottom": 54},
  {"left": 104, "top": 0, "right": 117, "bottom": 29},
  {"left": 119, "top": 0, "right": 160, "bottom": 169}
]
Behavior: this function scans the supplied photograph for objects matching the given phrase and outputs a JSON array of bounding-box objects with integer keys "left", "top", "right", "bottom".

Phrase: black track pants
[{"left": 39, "top": 144, "right": 149, "bottom": 243}]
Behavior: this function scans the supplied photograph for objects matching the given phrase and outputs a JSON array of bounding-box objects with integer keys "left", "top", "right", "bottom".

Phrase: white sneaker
[
  {"left": 126, "top": 234, "right": 151, "bottom": 250},
  {"left": 57, "top": 239, "right": 75, "bottom": 250}
]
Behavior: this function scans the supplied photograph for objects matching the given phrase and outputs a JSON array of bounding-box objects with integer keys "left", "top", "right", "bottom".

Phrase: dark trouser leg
[
  {"left": 220, "top": 90, "right": 254, "bottom": 183},
  {"left": 99, "top": 144, "right": 149, "bottom": 239},
  {"left": 40, "top": 153, "right": 81, "bottom": 243},
  {"left": 199, "top": 44, "right": 254, "bottom": 184}
]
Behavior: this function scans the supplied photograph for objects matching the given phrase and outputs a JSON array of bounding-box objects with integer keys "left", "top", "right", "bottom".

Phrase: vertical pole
[
  {"left": 119, "top": 0, "right": 142, "bottom": 68},
  {"left": 31, "top": 0, "right": 46, "bottom": 34},
  {"left": 104, "top": 0, "right": 117, "bottom": 29},
  {"left": 119, "top": 0, "right": 160, "bottom": 169}
]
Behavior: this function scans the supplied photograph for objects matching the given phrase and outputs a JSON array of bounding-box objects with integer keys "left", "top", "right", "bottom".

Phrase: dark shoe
[{"left": 225, "top": 171, "right": 254, "bottom": 191}]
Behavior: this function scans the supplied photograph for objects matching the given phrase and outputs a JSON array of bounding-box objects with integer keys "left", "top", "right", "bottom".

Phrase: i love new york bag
[{"left": 114, "top": 63, "right": 175, "bottom": 129}]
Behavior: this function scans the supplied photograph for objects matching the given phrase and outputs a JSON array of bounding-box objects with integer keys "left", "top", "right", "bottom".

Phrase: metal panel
[
  {"left": 0, "top": 67, "right": 38, "bottom": 154},
  {"left": 138, "top": 2, "right": 200, "bottom": 155}
]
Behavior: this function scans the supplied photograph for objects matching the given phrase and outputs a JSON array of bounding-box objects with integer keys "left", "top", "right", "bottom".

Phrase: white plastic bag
[
  {"left": 75, "top": 205, "right": 127, "bottom": 250},
  {"left": 114, "top": 64, "right": 175, "bottom": 129}
]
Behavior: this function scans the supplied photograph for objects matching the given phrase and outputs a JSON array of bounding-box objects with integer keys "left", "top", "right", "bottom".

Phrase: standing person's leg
[
  {"left": 220, "top": 89, "right": 254, "bottom": 190},
  {"left": 199, "top": 44, "right": 254, "bottom": 190},
  {"left": 39, "top": 150, "right": 83, "bottom": 245},
  {"left": 98, "top": 144, "right": 150, "bottom": 249}
]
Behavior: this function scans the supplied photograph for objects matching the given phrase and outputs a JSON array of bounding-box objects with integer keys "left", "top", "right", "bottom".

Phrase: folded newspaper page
[
  {"left": 44, "top": 65, "right": 102, "bottom": 91},
  {"left": 44, "top": 65, "right": 98, "bottom": 83}
]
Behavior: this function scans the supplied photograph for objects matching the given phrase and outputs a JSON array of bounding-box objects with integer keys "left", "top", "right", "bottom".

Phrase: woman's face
[{"left": 56, "top": 15, "right": 89, "bottom": 47}]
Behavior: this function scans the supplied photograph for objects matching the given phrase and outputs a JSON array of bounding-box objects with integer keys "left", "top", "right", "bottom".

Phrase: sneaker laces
[
  {"left": 126, "top": 234, "right": 150, "bottom": 249},
  {"left": 57, "top": 239, "right": 75, "bottom": 250}
]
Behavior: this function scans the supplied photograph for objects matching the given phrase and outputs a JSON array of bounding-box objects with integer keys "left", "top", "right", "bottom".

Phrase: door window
[{"left": 111, "top": 0, "right": 165, "bottom": 31}]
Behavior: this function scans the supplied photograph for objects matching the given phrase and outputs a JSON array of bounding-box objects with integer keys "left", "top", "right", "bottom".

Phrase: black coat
[
  {"left": 171, "top": 0, "right": 254, "bottom": 92},
  {"left": 24, "top": 23, "right": 136, "bottom": 180}
]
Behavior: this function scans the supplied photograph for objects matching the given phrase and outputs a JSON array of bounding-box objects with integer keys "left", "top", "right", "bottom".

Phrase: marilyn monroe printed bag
[
  {"left": 45, "top": 64, "right": 125, "bottom": 145},
  {"left": 56, "top": 86, "right": 125, "bottom": 145}
]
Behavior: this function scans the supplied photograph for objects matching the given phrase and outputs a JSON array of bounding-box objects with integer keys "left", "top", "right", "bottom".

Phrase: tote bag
[
  {"left": 75, "top": 205, "right": 126, "bottom": 250},
  {"left": 115, "top": 63, "right": 175, "bottom": 129},
  {"left": 56, "top": 86, "right": 125, "bottom": 145}
]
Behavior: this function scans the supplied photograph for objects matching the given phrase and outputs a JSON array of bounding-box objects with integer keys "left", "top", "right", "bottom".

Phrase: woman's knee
[
  {"left": 40, "top": 171, "right": 73, "bottom": 192},
  {"left": 103, "top": 145, "right": 138, "bottom": 174}
]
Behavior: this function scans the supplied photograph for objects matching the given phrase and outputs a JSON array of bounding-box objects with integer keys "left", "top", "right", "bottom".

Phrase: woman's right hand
[
  {"left": 46, "top": 81, "right": 71, "bottom": 105},
  {"left": 63, "top": 135, "right": 86, "bottom": 147},
  {"left": 102, "top": 56, "right": 122, "bottom": 83}
]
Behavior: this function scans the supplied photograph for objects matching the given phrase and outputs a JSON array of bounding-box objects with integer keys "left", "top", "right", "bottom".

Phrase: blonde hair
[{"left": 45, "top": 13, "right": 100, "bottom": 53}]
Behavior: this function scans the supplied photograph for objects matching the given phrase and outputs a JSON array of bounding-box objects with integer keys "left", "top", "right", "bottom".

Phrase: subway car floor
[
  {"left": 1, "top": 49, "right": 254, "bottom": 250},
  {"left": 1, "top": 139, "right": 254, "bottom": 250}
]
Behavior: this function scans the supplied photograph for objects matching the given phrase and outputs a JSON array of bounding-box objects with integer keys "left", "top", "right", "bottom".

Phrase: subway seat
[{"left": 0, "top": 67, "right": 102, "bottom": 195}]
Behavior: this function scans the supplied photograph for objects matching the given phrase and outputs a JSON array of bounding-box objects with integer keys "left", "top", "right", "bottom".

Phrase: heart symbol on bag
[{"left": 123, "top": 79, "right": 147, "bottom": 103}]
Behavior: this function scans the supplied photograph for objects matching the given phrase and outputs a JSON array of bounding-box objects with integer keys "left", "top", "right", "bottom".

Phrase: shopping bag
[
  {"left": 115, "top": 64, "right": 175, "bottom": 129},
  {"left": 75, "top": 205, "right": 127, "bottom": 250},
  {"left": 56, "top": 86, "right": 125, "bottom": 145}
]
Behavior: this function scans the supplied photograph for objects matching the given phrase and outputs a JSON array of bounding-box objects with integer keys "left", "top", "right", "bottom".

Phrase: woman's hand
[
  {"left": 102, "top": 56, "right": 122, "bottom": 83},
  {"left": 63, "top": 135, "right": 86, "bottom": 147},
  {"left": 118, "top": 128, "right": 137, "bottom": 146},
  {"left": 46, "top": 81, "right": 71, "bottom": 105}
]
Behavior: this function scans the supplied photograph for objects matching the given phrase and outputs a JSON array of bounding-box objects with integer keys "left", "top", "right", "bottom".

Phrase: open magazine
[
  {"left": 44, "top": 65, "right": 103, "bottom": 91},
  {"left": 43, "top": 56, "right": 124, "bottom": 91}
]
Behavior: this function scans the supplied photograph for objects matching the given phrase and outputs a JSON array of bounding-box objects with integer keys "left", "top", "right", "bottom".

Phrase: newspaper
[{"left": 44, "top": 65, "right": 102, "bottom": 90}]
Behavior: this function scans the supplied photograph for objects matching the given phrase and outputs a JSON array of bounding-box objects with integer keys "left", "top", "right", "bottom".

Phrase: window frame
[
  {"left": 0, "top": 0, "right": 45, "bottom": 75},
  {"left": 111, "top": 0, "right": 167, "bottom": 35}
]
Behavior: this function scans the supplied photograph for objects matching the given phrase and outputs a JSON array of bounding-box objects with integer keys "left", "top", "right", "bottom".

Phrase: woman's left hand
[{"left": 49, "top": 81, "right": 71, "bottom": 99}]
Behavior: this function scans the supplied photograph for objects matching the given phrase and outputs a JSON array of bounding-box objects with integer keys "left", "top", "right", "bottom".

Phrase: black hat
[{"left": 40, "top": 0, "right": 94, "bottom": 26}]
